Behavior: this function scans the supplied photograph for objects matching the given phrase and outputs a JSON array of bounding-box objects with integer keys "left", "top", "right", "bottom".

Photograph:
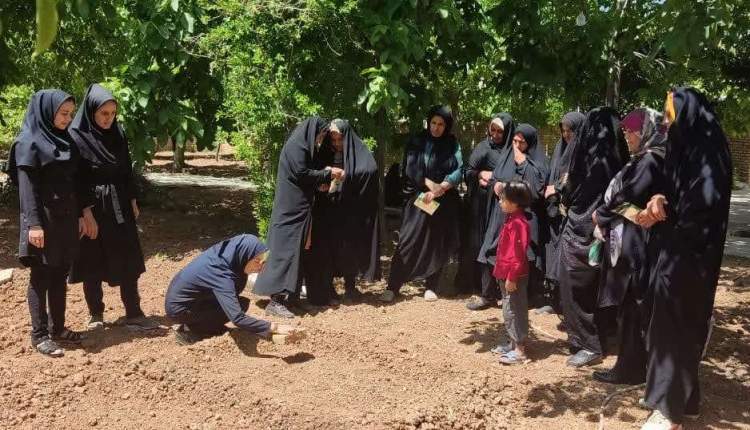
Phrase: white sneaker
[
  {"left": 379, "top": 290, "right": 396, "bottom": 302},
  {"left": 641, "top": 410, "right": 682, "bottom": 430},
  {"left": 424, "top": 289, "right": 438, "bottom": 301}
]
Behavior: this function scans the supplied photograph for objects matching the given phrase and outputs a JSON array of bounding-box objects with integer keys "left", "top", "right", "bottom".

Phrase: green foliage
[{"left": 0, "top": 85, "right": 35, "bottom": 151}]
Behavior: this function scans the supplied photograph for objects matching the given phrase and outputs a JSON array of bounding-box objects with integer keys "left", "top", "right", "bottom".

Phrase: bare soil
[{"left": 1, "top": 162, "right": 749, "bottom": 429}]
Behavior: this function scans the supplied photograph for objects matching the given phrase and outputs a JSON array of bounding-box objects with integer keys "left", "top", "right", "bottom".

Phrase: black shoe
[
  {"left": 567, "top": 349, "right": 603, "bottom": 368},
  {"left": 466, "top": 297, "right": 495, "bottom": 311},
  {"left": 593, "top": 369, "right": 645, "bottom": 385},
  {"left": 265, "top": 299, "right": 295, "bottom": 319},
  {"left": 173, "top": 324, "right": 205, "bottom": 346}
]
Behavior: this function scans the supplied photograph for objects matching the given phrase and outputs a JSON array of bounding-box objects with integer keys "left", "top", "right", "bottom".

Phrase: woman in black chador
[
  {"left": 475, "top": 123, "right": 548, "bottom": 311},
  {"left": 253, "top": 117, "right": 345, "bottom": 318},
  {"left": 462, "top": 113, "right": 514, "bottom": 310},
  {"left": 380, "top": 106, "right": 463, "bottom": 303},
  {"left": 637, "top": 88, "right": 731, "bottom": 430},
  {"left": 68, "top": 84, "right": 157, "bottom": 331},
  {"left": 591, "top": 108, "right": 666, "bottom": 386},
  {"left": 6, "top": 89, "right": 85, "bottom": 356},
  {"left": 557, "top": 107, "right": 628, "bottom": 368},
  {"left": 304, "top": 119, "right": 381, "bottom": 305},
  {"left": 544, "top": 111, "right": 585, "bottom": 311}
]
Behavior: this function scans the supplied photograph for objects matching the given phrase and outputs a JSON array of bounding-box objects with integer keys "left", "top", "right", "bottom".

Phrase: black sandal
[
  {"left": 52, "top": 328, "right": 86, "bottom": 344},
  {"left": 35, "top": 339, "right": 64, "bottom": 357}
]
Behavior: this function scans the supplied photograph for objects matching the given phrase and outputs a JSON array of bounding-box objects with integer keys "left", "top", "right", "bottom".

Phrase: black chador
[
  {"left": 643, "top": 88, "right": 731, "bottom": 425},
  {"left": 458, "top": 113, "right": 514, "bottom": 301},
  {"left": 557, "top": 107, "right": 627, "bottom": 366},
  {"left": 304, "top": 119, "right": 381, "bottom": 304},
  {"left": 544, "top": 112, "right": 585, "bottom": 301},
  {"left": 593, "top": 108, "right": 666, "bottom": 385},
  {"left": 253, "top": 117, "right": 332, "bottom": 316},
  {"left": 476, "top": 123, "right": 547, "bottom": 303}
]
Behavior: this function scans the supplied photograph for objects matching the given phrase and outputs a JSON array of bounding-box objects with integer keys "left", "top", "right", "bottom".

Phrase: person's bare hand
[
  {"left": 131, "top": 199, "right": 140, "bottom": 220},
  {"left": 422, "top": 191, "right": 436, "bottom": 204},
  {"left": 505, "top": 279, "right": 517, "bottom": 293},
  {"left": 78, "top": 217, "right": 87, "bottom": 239},
  {"left": 544, "top": 185, "right": 556, "bottom": 198},
  {"left": 28, "top": 226, "right": 44, "bottom": 248},
  {"left": 513, "top": 147, "right": 527, "bottom": 165},
  {"left": 494, "top": 181, "right": 505, "bottom": 198},
  {"left": 479, "top": 170, "right": 493, "bottom": 182},
  {"left": 592, "top": 211, "right": 599, "bottom": 226},
  {"left": 83, "top": 207, "right": 98, "bottom": 240},
  {"left": 479, "top": 178, "right": 489, "bottom": 188},
  {"left": 318, "top": 183, "right": 330, "bottom": 192},
  {"left": 635, "top": 210, "right": 657, "bottom": 228},
  {"left": 329, "top": 167, "right": 345, "bottom": 180}
]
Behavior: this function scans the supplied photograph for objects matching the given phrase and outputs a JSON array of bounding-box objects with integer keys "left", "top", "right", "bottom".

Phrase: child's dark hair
[{"left": 502, "top": 181, "right": 532, "bottom": 208}]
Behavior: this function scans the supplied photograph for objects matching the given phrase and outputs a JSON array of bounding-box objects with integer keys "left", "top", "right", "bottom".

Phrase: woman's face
[
  {"left": 489, "top": 120, "right": 504, "bottom": 144},
  {"left": 561, "top": 123, "right": 575, "bottom": 144},
  {"left": 94, "top": 101, "right": 117, "bottom": 130},
  {"left": 53, "top": 100, "right": 75, "bottom": 130},
  {"left": 624, "top": 129, "right": 642, "bottom": 153},
  {"left": 330, "top": 130, "right": 344, "bottom": 152},
  {"left": 512, "top": 133, "right": 528, "bottom": 153},
  {"left": 429, "top": 115, "right": 446, "bottom": 138}
]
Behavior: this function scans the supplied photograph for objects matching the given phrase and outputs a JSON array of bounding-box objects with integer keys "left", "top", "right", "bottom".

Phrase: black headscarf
[
  {"left": 403, "top": 105, "right": 459, "bottom": 191},
  {"left": 550, "top": 111, "right": 586, "bottom": 185},
  {"left": 69, "top": 84, "right": 127, "bottom": 169},
  {"left": 561, "top": 107, "right": 629, "bottom": 212},
  {"left": 7, "top": 89, "right": 75, "bottom": 184},
  {"left": 487, "top": 112, "right": 515, "bottom": 151},
  {"left": 493, "top": 122, "right": 547, "bottom": 183}
]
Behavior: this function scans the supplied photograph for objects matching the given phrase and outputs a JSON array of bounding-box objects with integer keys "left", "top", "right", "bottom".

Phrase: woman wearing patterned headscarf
[{"left": 591, "top": 107, "right": 666, "bottom": 386}]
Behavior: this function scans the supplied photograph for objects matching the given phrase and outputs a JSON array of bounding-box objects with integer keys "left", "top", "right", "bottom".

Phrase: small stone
[
  {"left": 150, "top": 412, "right": 156, "bottom": 418},
  {"left": 89, "top": 417, "right": 98, "bottom": 426},
  {"left": 0, "top": 268, "right": 13, "bottom": 286},
  {"left": 121, "top": 393, "right": 130, "bottom": 400}
]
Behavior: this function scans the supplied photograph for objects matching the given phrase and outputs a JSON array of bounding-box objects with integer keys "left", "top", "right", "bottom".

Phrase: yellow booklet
[
  {"left": 414, "top": 192, "right": 440, "bottom": 215},
  {"left": 614, "top": 202, "right": 643, "bottom": 224}
]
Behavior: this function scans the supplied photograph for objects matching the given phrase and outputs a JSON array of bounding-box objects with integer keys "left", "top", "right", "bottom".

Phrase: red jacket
[{"left": 493, "top": 211, "right": 530, "bottom": 282}]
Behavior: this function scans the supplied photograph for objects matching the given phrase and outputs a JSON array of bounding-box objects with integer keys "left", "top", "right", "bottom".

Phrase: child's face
[{"left": 500, "top": 196, "right": 520, "bottom": 214}]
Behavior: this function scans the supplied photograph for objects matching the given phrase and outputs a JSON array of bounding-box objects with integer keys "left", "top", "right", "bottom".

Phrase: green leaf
[
  {"left": 183, "top": 13, "right": 195, "bottom": 33},
  {"left": 75, "top": 0, "right": 90, "bottom": 18},
  {"left": 438, "top": 8, "right": 449, "bottom": 19},
  {"left": 137, "top": 96, "right": 149, "bottom": 108},
  {"left": 170, "top": 0, "right": 179, "bottom": 12},
  {"left": 158, "top": 110, "right": 170, "bottom": 125},
  {"left": 34, "top": 0, "right": 59, "bottom": 56}
]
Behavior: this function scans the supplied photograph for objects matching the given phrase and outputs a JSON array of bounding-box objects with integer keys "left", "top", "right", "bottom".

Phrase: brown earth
[{"left": 1, "top": 165, "right": 749, "bottom": 429}]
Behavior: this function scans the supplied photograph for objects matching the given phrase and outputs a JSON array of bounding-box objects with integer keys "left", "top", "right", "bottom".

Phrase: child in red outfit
[{"left": 493, "top": 181, "right": 532, "bottom": 365}]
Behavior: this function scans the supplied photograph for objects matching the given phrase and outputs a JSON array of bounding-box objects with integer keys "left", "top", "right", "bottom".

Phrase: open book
[
  {"left": 414, "top": 192, "right": 440, "bottom": 215},
  {"left": 613, "top": 202, "right": 643, "bottom": 224}
]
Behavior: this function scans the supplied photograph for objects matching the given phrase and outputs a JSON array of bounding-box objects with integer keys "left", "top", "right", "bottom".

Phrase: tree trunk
[
  {"left": 172, "top": 136, "right": 185, "bottom": 173},
  {"left": 374, "top": 108, "right": 388, "bottom": 245}
]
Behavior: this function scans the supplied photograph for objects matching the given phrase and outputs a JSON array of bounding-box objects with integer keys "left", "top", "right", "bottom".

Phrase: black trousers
[
  {"left": 170, "top": 297, "right": 250, "bottom": 336},
  {"left": 83, "top": 278, "right": 143, "bottom": 319},
  {"left": 611, "top": 287, "right": 648, "bottom": 382},
  {"left": 387, "top": 253, "right": 442, "bottom": 293},
  {"left": 28, "top": 265, "right": 68, "bottom": 344},
  {"left": 480, "top": 264, "right": 499, "bottom": 300}
]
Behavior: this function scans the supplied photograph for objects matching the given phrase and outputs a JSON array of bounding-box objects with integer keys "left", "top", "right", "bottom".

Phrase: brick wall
[{"left": 730, "top": 136, "right": 750, "bottom": 184}]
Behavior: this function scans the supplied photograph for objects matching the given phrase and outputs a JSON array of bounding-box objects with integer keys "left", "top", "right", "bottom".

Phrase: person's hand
[
  {"left": 83, "top": 207, "right": 98, "bottom": 240},
  {"left": 28, "top": 226, "right": 44, "bottom": 248},
  {"left": 318, "top": 183, "right": 330, "bottom": 192},
  {"left": 592, "top": 211, "right": 599, "bottom": 226},
  {"left": 635, "top": 210, "right": 658, "bottom": 228},
  {"left": 505, "top": 279, "right": 517, "bottom": 293},
  {"left": 544, "top": 185, "right": 556, "bottom": 198},
  {"left": 637, "top": 194, "right": 667, "bottom": 228},
  {"left": 494, "top": 181, "right": 505, "bottom": 198},
  {"left": 422, "top": 191, "right": 436, "bottom": 204},
  {"left": 513, "top": 147, "right": 527, "bottom": 165},
  {"left": 479, "top": 170, "right": 493, "bottom": 182},
  {"left": 78, "top": 217, "right": 86, "bottom": 239},
  {"left": 479, "top": 178, "right": 489, "bottom": 188},
  {"left": 131, "top": 199, "right": 140, "bottom": 220},
  {"left": 329, "top": 167, "right": 345, "bottom": 180}
]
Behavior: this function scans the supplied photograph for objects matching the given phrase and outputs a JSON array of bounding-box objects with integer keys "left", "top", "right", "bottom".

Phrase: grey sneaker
[
  {"left": 379, "top": 290, "right": 397, "bottom": 303},
  {"left": 87, "top": 314, "right": 104, "bottom": 330},
  {"left": 466, "top": 297, "right": 494, "bottom": 311},
  {"left": 265, "top": 299, "right": 295, "bottom": 319},
  {"left": 491, "top": 342, "right": 514, "bottom": 355},
  {"left": 125, "top": 316, "right": 160, "bottom": 331},
  {"left": 641, "top": 410, "right": 682, "bottom": 430}
]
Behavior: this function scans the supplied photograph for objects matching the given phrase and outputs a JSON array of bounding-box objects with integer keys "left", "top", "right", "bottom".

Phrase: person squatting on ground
[{"left": 165, "top": 234, "right": 300, "bottom": 345}]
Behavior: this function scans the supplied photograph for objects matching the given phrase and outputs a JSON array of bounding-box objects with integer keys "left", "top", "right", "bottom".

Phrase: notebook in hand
[
  {"left": 614, "top": 202, "right": 643, "bottom": 224},
  {"left": 414, "top": 193, "right": 440, "bottom": 215}
]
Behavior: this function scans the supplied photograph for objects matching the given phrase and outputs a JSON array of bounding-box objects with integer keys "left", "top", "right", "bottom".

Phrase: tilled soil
[{"left": 1, "top": 185, "right": 749, "bottom": 430}]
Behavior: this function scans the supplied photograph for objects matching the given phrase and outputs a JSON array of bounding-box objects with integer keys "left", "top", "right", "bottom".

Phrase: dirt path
[{"left": 1, "top": 183, "right": 749, "bottom": 430}]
